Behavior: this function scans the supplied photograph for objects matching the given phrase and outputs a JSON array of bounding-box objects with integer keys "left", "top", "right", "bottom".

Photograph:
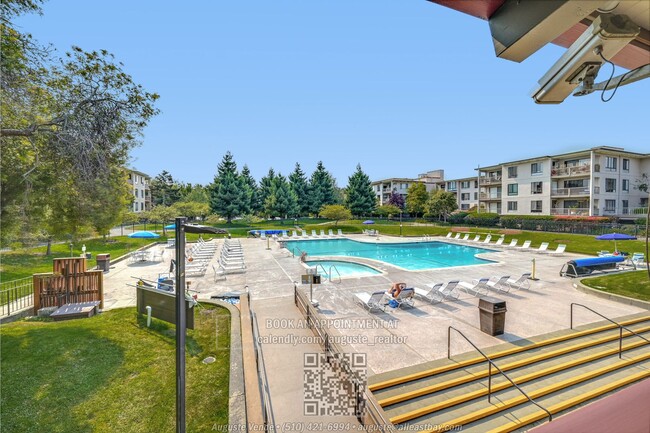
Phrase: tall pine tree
[
  {"left": 209, "top": 152, "right": 244, "bottom": 223},
  {"left": 259, "top": 168, "right": 276, "bottom": 215},
  {"left": 309, "top": 161, "right": 337, "bottom": 215},
  {"left": 265, "top": 174, "right": 297, "bottom": 221},
  {"left": 289, "top": 162, "right": 310, "bottom": 216},
  {"left": 240, "top": 164, "right": 260, "bottom": 215},
  {"left": 345, "top": 164, "right": 376, "bottom": 217}
]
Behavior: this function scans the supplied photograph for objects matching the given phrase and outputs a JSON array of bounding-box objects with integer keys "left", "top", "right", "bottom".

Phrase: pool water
[
  {"left": 305, "top": 260, "right": 381, "bottom": 278},
  {"left": 289, "top": 239, "right": 494, "bottom": 270}
]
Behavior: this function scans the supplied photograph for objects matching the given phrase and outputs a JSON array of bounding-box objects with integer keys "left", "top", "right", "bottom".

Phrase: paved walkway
[{"left": 100, "top": 234, "right": 648, "bottom": 428}]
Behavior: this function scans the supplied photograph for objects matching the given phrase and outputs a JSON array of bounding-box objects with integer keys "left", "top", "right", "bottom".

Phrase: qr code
[{"left": 303, "top": 352, "right": 367, "bottom": 417}]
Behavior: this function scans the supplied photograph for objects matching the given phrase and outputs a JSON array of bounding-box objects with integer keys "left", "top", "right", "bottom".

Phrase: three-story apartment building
[{"left": 127, "top": 169, "right": 152, "bottom": 213}]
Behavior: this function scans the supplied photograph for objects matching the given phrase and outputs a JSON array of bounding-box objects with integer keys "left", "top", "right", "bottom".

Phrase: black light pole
[
  {"left": 174, "top": 216, "right": 187, "bottom": 433},
  {"left": 400, "top": 212, "right": 403, "bottom": 237}
]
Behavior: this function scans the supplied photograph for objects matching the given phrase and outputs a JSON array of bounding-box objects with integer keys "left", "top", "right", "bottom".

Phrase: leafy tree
[
  {"left": 289, "top": 163, "right": 310, "bottom": 216},
  {"left": 635, "top": 173, "right": 649, "bottom": 279},
  {"left": 387, "top": 191, "right": 405, "bottom": 210},
  {"left": 406, "top": 182, "right": 428, "bottom": 217},
  {"left": 172, "top": 201, "right": 210, "bottom": 221},
  {"left": 240, "top": 165, "right": 260, "bottom": 214},
  {"left": 209, "top": 152, "right": 244, "bottom": 223},
  {"left": 264, "top": 174, "right": 297, "bottom": 222},
  {"left": 345, "top": 164, "right": 376, "bottom": 217},
  {"left": 375, "top": 204, "right": 401, "bottom": 218},
  {"left": 319, "top": 204, "right": 352, "bottom": 226},
  {"left": 149, "top": 170, "right": 182, "bottom": 206},
  {"left": 179, "top": 184, "right": 209, "bottom": 204},
  {"left": 259, "top": 168, "right": 276, "bottom": 213},
  {"left": 148, "top": 205, "right": 176, "bottom": 236},
  {"left": 426, "top": 190, "right": 458, "bottom": 222},
  {"left": 309, "top": 161, "right": 337, "bottom": 214}
]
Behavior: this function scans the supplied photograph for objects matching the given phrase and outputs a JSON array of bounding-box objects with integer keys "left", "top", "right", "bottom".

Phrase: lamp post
[{"left": 400, "top": 212, "right": 403, "bottom": 237}]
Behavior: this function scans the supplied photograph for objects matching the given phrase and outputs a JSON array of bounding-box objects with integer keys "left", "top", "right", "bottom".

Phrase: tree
[
  {"left": 406, "top": 183, "right": 428, "bottom": 217},
  {"left": 375, "top": 204, "right": 401, "bottom": 219},
  {"left": 319, "top": 205, "right": 352, "bottom": 226},
  {"left": 264, "top": 174, "right": 297, "bottom": 222},
  {"left": 258, "top": 168, "right": 276, "bottom": 214},
  {"left": 179, "top": 184, "right": 209, "bottom": 204},
  {"left": 387, "top": 191, "right": 405, "bottom": 210},
  {"left": 209, "top": 152, "right": 245, "bottom": 223},
  {"left": 635, "top": 173, "right": 650, "bottom": 279},
  {"left": 172, "top": 201, "right": 210, "bottom": 221},
  {"left": 345, "top": 164, "right": 376, "bottom": 217},
  {"left": 309, "top": 161, "right": 337, "bottom": 214},
  {"left": 426, "top": 190, "right": 458, "bottom": 222},
  {"left": 240, "top": 165, "right": 260, "bottom": 214},
  {"left": 289, "top": 163, "right": 310, "bottom": 216},
  {"left": 148, "top": 205, "right": 176, "bottom": 236},
  {"left": 150, "top": 170, "right": 182, "bottom": 206}
]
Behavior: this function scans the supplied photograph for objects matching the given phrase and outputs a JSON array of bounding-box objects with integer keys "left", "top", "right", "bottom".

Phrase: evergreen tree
[
  {"left": 240, "top": 164, "right": 260, "bottom": 214},
  {"left": 150, "top": 170, "right": 182, "bottom": 206},
  {"left": 289, "top": 162, "right": 310, "bottom": 216},
  {"left": 265, "top": 174, "right": 297, "bottom": 221},
  {"left": 345, "top": 164, "right": 376, "bottom": 217},
  {"left": 209, "top": 152, "right": 243, "bottom": 223},
  {"left": 259, "top": 168, "right": 276, "bottom": 213},
  {"left": 309, "top": 161, "right": 337, "bottom": 215}
]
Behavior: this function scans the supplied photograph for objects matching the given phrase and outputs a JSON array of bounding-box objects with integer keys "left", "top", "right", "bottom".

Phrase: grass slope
[{"left": 582, "top": 271, "right": 650, "bottom": 302}]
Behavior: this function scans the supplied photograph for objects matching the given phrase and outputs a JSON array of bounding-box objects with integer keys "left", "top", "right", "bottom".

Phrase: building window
[
  {"left": 605, "top": 157, "right": 617, "bottom": 170},
  {"left": 140, "top": 202, "right": 144, "bottom": 211},
  {"left": 448, "top": 181, "right": 456, "bottom": 190},
  {"left": 622, "top": 200, "right": 629, "bottom": 214},
  {"left": 531, "top": 182, "right": 543, "bottom": 194},
  {"left": 622, "top": 158, "right": 630, "bottom": 171},
  {"left": 531, "top": 200, "right": 542, "bottom": 213},
  {"left": 531, "top": 163, "right": 542, "bottom": 175},
  {"left": 605, "top": 178, "right": 616, "bottom": 193},
  {"left": 604, "top": 199, "right": 616, "bottom": 212},
  {"left": 507, "top": 184, "right": 518, "bottom": 196},
  {"left": 461, "top": 181, "right": 470, "bottom": 189},
  {"left": 564, "top": 179, "right": 587, "bottom": 188},
  {"left": 461, "top": 204, "right": 469, "bottom": 210},
  {"left": 474, "top": 192, "right": 478, "bottom": 200},
  {"left": 622, "top": 179, "right": 629, "bottom": 192},
  {"left": 507, "top": 201, "right": 518, "bottom": 211},
  {"left": 461, "top": 193, "right": 470, "bottom": 201},
  {"left": 507, "top": 167, "right": 518, "bottom": 178}
]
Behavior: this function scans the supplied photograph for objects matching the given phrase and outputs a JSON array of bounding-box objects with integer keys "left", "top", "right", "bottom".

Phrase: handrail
[
  {"left": 570, "top": 303, "right": 650, "bottom": 359},
  {"left": 250, "top": 304, "right": 277, "bottom": 432},
  {"left": 448, "top": 326, "right": 552, "bottom": 422},
  {"left": 328, "top": 265, "right": 342, "bottom": 283},
  {"left": 314, "top": 263, "right": 328, "bottom": 279}
]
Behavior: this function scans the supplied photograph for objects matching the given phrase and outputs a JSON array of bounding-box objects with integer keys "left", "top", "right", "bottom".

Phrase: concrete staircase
[{"left": 368, "top": 313, "right": 650, "bottom": 433}]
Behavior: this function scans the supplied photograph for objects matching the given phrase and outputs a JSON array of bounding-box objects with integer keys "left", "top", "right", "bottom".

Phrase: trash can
[
  {"left": 478, "top": 296, "right": 507, "bottom": 336},
  {"left": 96, "top": 254, "right": 111, "bottom": 272}
]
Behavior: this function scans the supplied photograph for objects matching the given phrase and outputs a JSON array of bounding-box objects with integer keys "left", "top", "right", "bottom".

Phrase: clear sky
[{"left": 15, "top": 0, "right": 650, "bottom": 186}]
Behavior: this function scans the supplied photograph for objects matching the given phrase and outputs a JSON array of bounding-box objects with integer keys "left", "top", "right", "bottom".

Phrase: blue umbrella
[
  {"left": 595, "top": 233, "right": 636, "bottom": 252},
  {"left": 363, "top": 220, "right": 375, "bottom": 224},
  {"left": 165, "top": 224, "right": 176, "bottom": 229},
  {"left": 129, "top": 231, "right": 161, "bottom": 239}
]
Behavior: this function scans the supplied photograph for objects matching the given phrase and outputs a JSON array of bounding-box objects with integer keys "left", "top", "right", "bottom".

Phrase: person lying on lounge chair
[{"left": 388, "top": 282, "right": 406, "bottom": 298}]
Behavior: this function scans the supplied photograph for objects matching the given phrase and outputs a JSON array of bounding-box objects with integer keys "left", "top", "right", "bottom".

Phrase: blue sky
[{"left": 16, "top": 1, "right": 650, "bottom": 186}]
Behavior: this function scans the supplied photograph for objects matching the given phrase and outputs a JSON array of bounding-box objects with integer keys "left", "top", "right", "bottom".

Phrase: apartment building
[
  {"left": 372, "top": 170, "right": 444, "bottom": 206},
  {"left": 478, "top": 147, "right": 649, "bottom": 218},
  {"left": 446, "top": 177, "right": 479, "bottom": 211},
  {"left": 127, "top": 169, "right": 152, "bottom": 213}
]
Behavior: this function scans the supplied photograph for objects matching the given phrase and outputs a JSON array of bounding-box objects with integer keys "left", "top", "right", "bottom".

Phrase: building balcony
[
  {"left": 551, "top": 187, "right": 590, "bottom": 197},
  {"left": 550, "top": 208, "right": 590, "bottom": 216},
  {"left": 479, "top": 192, "right": 501, "bottom": 200},
  {"left": 551, "top": 164, "right": 591, "bottom": 177},
  {"left": 479, "top": 176, "right": 502, "bottom": 186}
]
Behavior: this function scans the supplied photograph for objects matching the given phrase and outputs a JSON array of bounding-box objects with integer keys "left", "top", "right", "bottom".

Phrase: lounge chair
[
  {"left": 516, "top": 240, "right": 532, "bottom": 250},
  {"left": 320, "top": 229, "right": 326, "bottom": 237},
  {"left": 446, "top": 232, "right": 453, "bottom": 238},
  {"left": 461, "top": 233, "right": 470, "bottom": 242},
  {"left": 482, "top": 234, "right": 492, "bottom": 244},
  {"left": 311, "top": 230, "right": 318, "bottom": 238},
  {"left": 545, "top": 244, "right": 566, "bottom": 255},
  {"left": 337, "top": 229, "right": 343, "bottom": 236},
  {"left": 260, "top": 232, "right": 267, "bottom": 240},
  {"left": 505, "top": 239, "right": 518, "bottom": 249},
  {"left": 454, "top": 233, "right": 461, "bottom": 240},
  {"left": 414, "top": 283, "right": 444, "bottom": 304},
  {"left": 506, "top": 273, "right": 531, "bottom": 290},
  {"left": 292, "top": 230, "right": 298, "bottom": 238},
  {"left": 493, "top": 237, "right": 505, "bottom": 246},
  {"left": 597, "top": 250, "right": 611, "bottom": 257},
  {"left": 533, "top": 242, "right": 549, "bottom": 253},
  {"left": 301, "top": 230, "right": 308, "bottom": 238},
  {"left": 354, "top": 291, "right": 386, "bottom": 312},
  {"left": 487, "top": 275, "right": 511, "bottom": 293},
  {"left": 471, "top": 235, "right": 481, "bottom": 242},
  {"left": 328, "top": 229, "right": 334, "bottom": 237},
  {"left": 212, "top": 264, "right": 226, "bottom": 281},
  {"left": 631, "top": 253, "right": 645, "bottom": 267},
  {"left": 459, "top": 278, "right": 490, "bottom": 297},
  {"left": 387, "top": 288, "right": 415, "bottom": 309}
]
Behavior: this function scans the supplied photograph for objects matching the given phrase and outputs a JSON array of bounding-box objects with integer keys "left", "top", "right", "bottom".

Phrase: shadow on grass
[{"left": 0, "top": 327, "right": 124, "bottom": 433}]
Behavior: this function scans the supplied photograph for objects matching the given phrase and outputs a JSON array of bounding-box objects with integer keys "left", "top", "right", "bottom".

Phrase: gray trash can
[
  {"left": 478, "top": 296, "right": 507, "bottom": 336},
  {"left": 96, "top": 254, "right": 111, "bottom": 272}
]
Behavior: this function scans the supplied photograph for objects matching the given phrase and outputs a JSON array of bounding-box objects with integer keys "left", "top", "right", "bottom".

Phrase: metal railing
[
  {"left": 328, "top": 265, "right": 342, "bottom": 284},
  {"left": 570, "top": 303, "right": 650, "bottom": 359},
  {"left": 479, "top": 176, "right": 502, "bottom": 185},
  {"left": 1, "top": 277, "right": 34, "bottom": 317},
  {"left": 550, "top": 208, "right": 590, "bottom": 216},
  {"left": 551, "top": 187, "right": 590, "bottom": 197},
  {"left": 249, "top": 293, "right": 277, "bottom": 432},
  {"left": 551, "top": 164, "right": 591, "bottom": 177},
  {"left": 447, "top": 326, "right": 552, "bottom": 422}
]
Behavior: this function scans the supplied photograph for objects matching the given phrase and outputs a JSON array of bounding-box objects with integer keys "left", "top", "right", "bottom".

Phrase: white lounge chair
[
  {"left": 461, "top": 234, "right": 470, "bottom": 242},
  {"left": 386, "top": 288, "right": 415, "bottom": 309},
  {"left": 260, "top": 232, "right": 267, "bottom": 240},
  {"left": 446, "top": 232, "right": 453, "bottom": 238},
  {"left": 301, "top": 230, "right": 308, "bottom": 238},
  {"left": 493, "top": 237, "right": 505, "bottom": 246},
  {"left": 533, "top": 242, "right": 549, "bottom": 253},
  {"left": 631, "top": 253, "right": 645, "bottom": 266},
  {"left": 454, "top": 233, "right": 461, "bottom": 240},
  {"left": 505, "top": 239, "right": 519, "bottom": 249},
  {"left": 292, "top": 230, "right": 298, "bottom": 238},
  {"left": 328, "top": 229, "right": 334, "bottom": 237},
  {"left": 459, "top": 278, "right": 490, "bottom": 297},
  {"left": 212, "top": 264, "right": 226, "bottom": 281},
  {"left": 355, "top": 291, "right": 386, "bottom": 312},
  {"left": 516, "top": 240, "right": 532, "bottom": 250},
  {"left": 506, "top": 273, "right": 531, "bottom": 290},
  {"left": 320, "top": 229, "right": 326, "bottom": 237},
  {"left": 487, "top": 275, "right": 511, "bottom": 293},
  {"left": 311, "top": 230, "right": 318, "bottom": 238},
  {"left": 337, "top": 229, "right": 343, "bottom": 236},
  {"left": 482, "top": 234, "right": 492, "bottom": 244},
  {"left": 547, "top": 244, "right": 566, "bottom": 256},
  {"left": 471, "top": 235, "right": 481, "bottom": 242},
  {"left": 414, "top": 283, "right": 444, "bottom": 304}
]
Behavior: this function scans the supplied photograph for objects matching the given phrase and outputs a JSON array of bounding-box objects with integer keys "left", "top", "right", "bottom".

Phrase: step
[{"left": 369, "top": 314, "right": 650, "bottom": 392}]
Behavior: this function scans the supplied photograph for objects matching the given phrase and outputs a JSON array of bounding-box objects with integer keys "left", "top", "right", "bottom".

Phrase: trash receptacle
[
  {"left": 96, "top": 254, "right": 111, "bottom": 272},
  {"left": 478, "top": 296, "right": 507, "bottom": 336}
]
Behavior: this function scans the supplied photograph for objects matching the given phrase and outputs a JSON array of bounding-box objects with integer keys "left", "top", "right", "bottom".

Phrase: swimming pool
[
  {"left": 305, "top": 260, "right": 382, "bottom": 278},
  {"left": 287, "top": 239, "right": 495, "bottom": 270}
]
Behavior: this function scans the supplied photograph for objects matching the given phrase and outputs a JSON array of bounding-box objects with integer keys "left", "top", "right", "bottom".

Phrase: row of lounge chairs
[
  {"left": 445, "top": 232, "right": 566, "bottom": 255},
  {"left": 184, "top": 238, "right": 219, "bottom": 277},
  {"left": 213, "top": 239, "right": 246, "bottom": 280},
  {"left": 260, "top": 229, "right": 344, "bottom": 240}
]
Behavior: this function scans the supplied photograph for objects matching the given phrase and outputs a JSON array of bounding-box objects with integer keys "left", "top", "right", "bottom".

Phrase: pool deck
[{"left": 100, "top": 233, "right": 648, "bottom": 426}]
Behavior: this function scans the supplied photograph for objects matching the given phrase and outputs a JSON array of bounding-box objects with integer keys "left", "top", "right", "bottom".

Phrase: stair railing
[
  {"left": 328, "top": 264, "right": 342, "bottom": 283},
  {"left": 570, "top": 303, "right": 650, "bottom": 359},
  {"left": 448, "top": 326, "right": 552, "bottom": 422}
]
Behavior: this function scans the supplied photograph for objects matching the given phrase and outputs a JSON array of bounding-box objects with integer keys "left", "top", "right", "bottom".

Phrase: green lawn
[
  {"left": 0, "top": 306, "right": 230, "bottom": 433},
  {"left": 581, "top": 271, "right": 650, "bottom": 302}
]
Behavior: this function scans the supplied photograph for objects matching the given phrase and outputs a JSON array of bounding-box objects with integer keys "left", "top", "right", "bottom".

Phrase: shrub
[
  {"left": 464, "top": 212, "right": 500, "bottom": 227},
  {"left": 447, "top": 212, "right": 469, "bottom": 224}
]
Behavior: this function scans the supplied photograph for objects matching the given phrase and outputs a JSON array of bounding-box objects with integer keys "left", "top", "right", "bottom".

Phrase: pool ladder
[{"left": 313, "top": 263, "right": 341, "bottom": 284}]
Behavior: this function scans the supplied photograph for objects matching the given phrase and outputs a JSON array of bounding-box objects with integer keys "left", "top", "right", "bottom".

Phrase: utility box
[
  {"left": 96, "top": 254, "right": 111, "bottom": 272},
  {"left": 478, "top": 296, "right": 507, "bottom": 336}
]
